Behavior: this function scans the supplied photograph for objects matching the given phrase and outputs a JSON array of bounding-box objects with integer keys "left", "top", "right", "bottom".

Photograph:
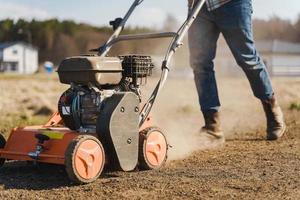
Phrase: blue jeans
[{"left": 188, "top": 0, "right": 274, "bottom": 112}]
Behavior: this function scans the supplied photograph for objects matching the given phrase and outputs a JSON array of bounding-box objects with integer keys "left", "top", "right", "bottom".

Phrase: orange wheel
[
  {"left": 139, "top": 127, "right": 168, "bottom": 170},
  {"left": 65, "top": 135, "right": 105, "bottom": 184}
]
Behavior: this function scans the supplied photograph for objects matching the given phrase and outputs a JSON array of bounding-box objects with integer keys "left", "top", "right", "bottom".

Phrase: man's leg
[
  {"left": 216, "top": 0, "right": 286, "bottom": 140},
  {"left": 188, "top": 4, "right": 223, "bottom": 139},
  {"left": 188, "top": 4, "right": 221, "bottom": 112}
]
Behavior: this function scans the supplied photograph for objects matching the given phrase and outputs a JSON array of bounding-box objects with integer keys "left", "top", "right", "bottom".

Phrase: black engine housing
[
  {"left": 57, "top": 55, "right": 154, "bottom": 131},
  {"left": 58, "top": 87, "right": 103, "bottom": 131}
]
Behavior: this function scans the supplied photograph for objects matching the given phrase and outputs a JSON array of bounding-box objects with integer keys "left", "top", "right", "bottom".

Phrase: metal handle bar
[
  {"left": 96, "top": 0, "right": 206, "bottom": 126},
  {"left": 138, "top": 0, "right": 206, "bottom": 126},
  {"left": 94, "top": 32, "right": 178, "bottom": 53},
  {"left": 99, "top": 0, "right": 145, "bottom": 57}
]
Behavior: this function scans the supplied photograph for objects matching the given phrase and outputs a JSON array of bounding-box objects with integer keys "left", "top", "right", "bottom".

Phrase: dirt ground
[{"left": 0, "top": 74, "right": 299, "bottom": 199}]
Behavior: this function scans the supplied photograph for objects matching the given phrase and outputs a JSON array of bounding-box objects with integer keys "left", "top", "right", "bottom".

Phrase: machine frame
[{"left": 0, "top": 0, "right": 206, "bottom": 183}]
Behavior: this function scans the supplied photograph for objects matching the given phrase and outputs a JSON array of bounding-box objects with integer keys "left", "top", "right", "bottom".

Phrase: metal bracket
[{"left": 28, "top": 134, "right": 50, "bottom": 163}]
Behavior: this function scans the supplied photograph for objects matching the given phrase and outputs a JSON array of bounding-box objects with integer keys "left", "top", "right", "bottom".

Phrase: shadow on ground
[
  {"left": 0, "top": 161, "right": 127, "bottom": 190},
  {"left": 0, "top": 162, "right": 70, "bottom": 190}
]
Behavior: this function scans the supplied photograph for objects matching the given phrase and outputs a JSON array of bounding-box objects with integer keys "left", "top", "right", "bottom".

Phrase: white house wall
[
  {"left": 3, "top": 44, "right": 24, "bottom": 73},
  {"left": 271, "top": 54, "right": 300, "bottom": 76},
  {"left": 213, "top": 50, "right": 300, "bottom": 76},
  {"left": 3, "top": 44, "right": 38, "bottom": 74},
  {"left": 24, "top": 47, "right": 38, "bottom": 74}
]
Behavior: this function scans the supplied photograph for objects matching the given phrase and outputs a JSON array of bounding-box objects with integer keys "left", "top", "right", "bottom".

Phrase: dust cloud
[
  {"left": 147, "top": 77, "right": 270, "bottom": 161},
  {"left": 1, "top": 75, "right": 297, "bottom": 162}
]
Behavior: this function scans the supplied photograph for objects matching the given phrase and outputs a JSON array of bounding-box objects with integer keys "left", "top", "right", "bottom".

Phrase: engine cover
[{"left": 57, "top": 56, "right": 123, "bottom": 86}]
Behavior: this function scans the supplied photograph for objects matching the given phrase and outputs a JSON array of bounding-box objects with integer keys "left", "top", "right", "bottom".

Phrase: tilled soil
[
  {"left": 0, "top": 111, "right": 299, "bottom": 200},
  {"left": 0, "top": 76, "right": 299, "bottom": 199}
]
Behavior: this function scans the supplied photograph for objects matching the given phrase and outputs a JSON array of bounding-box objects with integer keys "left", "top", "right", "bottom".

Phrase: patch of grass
[
  {"left": 0, "top": 113, "right": 49, "bottom": 138},
  {"left": 289, "top": 102, "right": 300, "bottom": 111},
  {"left": 177, "top": 105, "right": 196, "bottom": 114},
  {"left": 0, "top": 73, "right": 58, "bottom": 81}
]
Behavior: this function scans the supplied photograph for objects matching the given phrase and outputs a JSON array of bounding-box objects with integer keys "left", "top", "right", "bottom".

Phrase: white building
[
  {"left": 0, "top": 42, "right": 38, "bottom": 74},
  {"left": 215, "top": 39, "right": 300, "bottom": 77},
  {"left": 168, "top": 38, "right": 300, "bottom": 77},
  {"left": 256, "top": 40, "right": 300, "bottom": 76}
]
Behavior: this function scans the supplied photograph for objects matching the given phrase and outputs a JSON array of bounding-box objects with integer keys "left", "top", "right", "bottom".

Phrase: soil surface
[{"left": 0, "top": 75, "right": 299, "bottom": 199}]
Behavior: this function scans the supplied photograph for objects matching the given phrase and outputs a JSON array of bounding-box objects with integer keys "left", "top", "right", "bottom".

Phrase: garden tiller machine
[{"left": 0, "top": 0, "right": 206, "bottom": 184}]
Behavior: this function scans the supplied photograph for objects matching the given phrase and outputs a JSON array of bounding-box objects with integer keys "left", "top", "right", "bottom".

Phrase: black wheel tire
[
  {"left": 65, "top": 135, "right": 105, "bottom": 184},
  {"left": 138, "top": 127, "right": 168, "bottom": 170},
  {"left": 0, "top": 134, "right": 6, "bottom": 167}
]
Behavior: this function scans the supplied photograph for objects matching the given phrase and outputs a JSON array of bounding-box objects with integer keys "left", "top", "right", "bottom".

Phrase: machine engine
[{"left": 57, "top": 55, "right": 154, "bottom": 131}]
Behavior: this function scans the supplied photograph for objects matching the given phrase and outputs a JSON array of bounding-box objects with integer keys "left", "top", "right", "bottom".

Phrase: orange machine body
[
  {"left": 0, "top": 111, "right": 153, "bottom": 165},
  {"left": 0, "top": 126, "right": 78, "bottom": 165}
]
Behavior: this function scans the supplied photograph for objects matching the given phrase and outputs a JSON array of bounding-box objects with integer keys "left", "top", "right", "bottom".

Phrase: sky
[{"left": 0, "top": 0, "right": 299, "bottom": 28}]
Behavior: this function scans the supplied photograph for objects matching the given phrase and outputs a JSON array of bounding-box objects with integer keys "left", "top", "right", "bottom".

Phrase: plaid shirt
[
  {"left": 206, "top": 0, "right": 232, "bottom": 11},
  {"left": 188, "top": 0, "right": 232, "bottom": 11}
]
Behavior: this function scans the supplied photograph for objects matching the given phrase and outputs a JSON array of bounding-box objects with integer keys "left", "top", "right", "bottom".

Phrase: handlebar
[{"left": 96, "top": 0, "right": 206, "bottom": 126}]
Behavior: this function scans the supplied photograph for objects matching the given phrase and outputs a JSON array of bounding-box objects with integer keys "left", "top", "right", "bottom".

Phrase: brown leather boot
[
  {"left": 201, "top": 110, "right": 224, "bottom": 139},
  {"left": 262, "top": 96, "right": 286, "bottom": 140}
]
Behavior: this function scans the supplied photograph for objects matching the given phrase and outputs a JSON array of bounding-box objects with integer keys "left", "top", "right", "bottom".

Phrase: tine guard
[{"left": 0, "top": 126, "right": 78, "bottom": 165}]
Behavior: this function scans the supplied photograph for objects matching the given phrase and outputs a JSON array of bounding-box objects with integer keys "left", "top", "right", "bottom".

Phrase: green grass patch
[
  {"left": 177, "top": 105, "right": 196, "bottom": 114},
  {"left": 289, "top": 102, "right": 300, "bottom": 111},
  {"left": 0, "top": 113, "right": 49, "bottom": 138},
  {"left": 0, "top": 73, "right": 58, "bottom": 81}
]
